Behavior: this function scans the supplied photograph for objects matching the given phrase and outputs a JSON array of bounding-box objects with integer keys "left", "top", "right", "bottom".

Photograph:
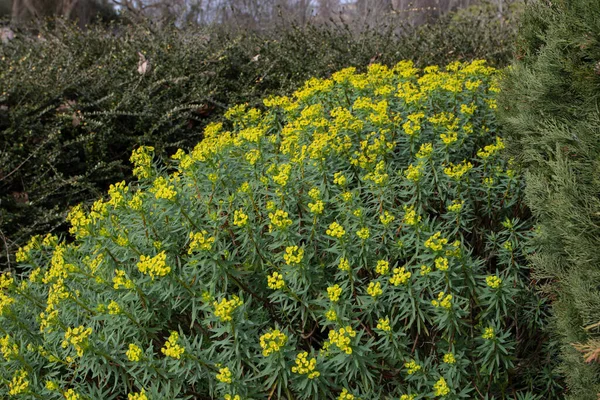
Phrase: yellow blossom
[
  {"left": 367, "top": 281, "right": 383, "bottom": 298},
  {"left": 404, "top": 359, "right": 421, "bottom": 374},
  {"left": 433, "top": 377, "right": 450, "bottom": 396},
  {"left": 189, "top": 230, "right": 215, "bottom": 253},
  {"left": 326, "top": 221, "right": 346, "bottom": 239},
  {"left": 333, "top": 172, "right": 347, "bottom": 186},
  {"left": 431, "top": 292, "right": 452, "bottom": 309},
  {"left": 327, "top": 284, "right": 342, "bottom": 302},
  {"left": 390, "top": 267, "right": 411, "bottom": 286},
  {"left": 127, "top": 343, "right": 143, "bottom": 362},
  {"left": 284, "top": 246, "right": 304, "bottom": 265},
  {"left": 9, "top": 370, "right": 30, "bottom": 396},
  {"left": 233, "top": 209, "right": 249, "bottom": 227},
  {"left": 325, "top": 309, "right": 337, "bottom": 321},
  {"left": 150, "top": 176, "right": 177, "bottom": 201},
  {"left": 443, "top": 352, "right": 456, "bottom": 364},
  {"left": 375, "top": 260, "right": 389, "bottom": 275},
  {"left": 260, "top": 329, "right": 287, "bottom": 356},
  {"left": 338, "top": 257, "right": 351, "bottom": 272},
  {"left": 435, "top": 257, "right": 449, "bottom": 271},
  {"left": 130, "top": 146, "right": 154, "bottom": 179},
  {"left": 356, "top": 227, "right": 370, "bottom": 240},
  {"left": 425, "top": 232, "right": 448, "bottom": 252},
  {"left": 403, "top": 205, "right": 421, "bottom": 226},
  {"left": 486, "top": 275, "right": 502, "bottom": 289},
  {"left": 268, "top": 209, "right": 293, "bottom": 230},
  {"left": 291, "top": 352, "right": 320, "bottom": 379},
  {"left": 483, "top": 327, "right": 496, "bottom": 340},
  {"left": 113, "top": 269, "right": 135, "bottom": 290},
  {"left": 61, "top": 325, "right": 93, "bottom": 357},
  {"left": 128, "top": 389, "right": 148, "bottom": 400},
  {"left": 420, "top": 265, "right": 432, "bottom": 276},
  {"left": 216, "top": 366, "right": 234, "bottom": 383},
  {"left": 107, "top": 300, "right": 121, "bottom": 315},
  {"left": 324, "top": 326, "right": 356, "bottom": 354},
  {"left": 380, "top": 211, "right": 395, "bottom": 226},
  {"left": 213, "top": 295, "right": 243, "bottom": 322},
  {"left": 376, "top": 317, "right": 391, "bottom": 332},
  {"left": 444, "top": 160, "right": 473, "bottom": 180},
  {"left": 267, "top": 272, "right": 285, "bottom": 290},
  {"left": 338, "top": 388, "right": 357, "bottom": 400},
  {"left": 161, "top": 331, "right": 185, "bottom": 359},
  {"left": 137, "top": 251, "right": 171, "bottom": 279}
]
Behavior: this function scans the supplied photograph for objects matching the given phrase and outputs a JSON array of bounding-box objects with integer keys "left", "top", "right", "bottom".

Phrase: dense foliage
[
  {"left": 0, "top": 61, "right": 559, "bottom": 399},
  {"left": 0, "top": 5, "right": 521, "bottom": 270},
  {"left": 497, "top": 0, "right": 600, "bottom": 397}
]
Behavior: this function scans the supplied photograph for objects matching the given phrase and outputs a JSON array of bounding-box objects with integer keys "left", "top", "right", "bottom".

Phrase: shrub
[
  {"left": 0, "top": 6, "right": 521, "bottom": 271},
  {"left": 497, "top": 0, "right": 600, "bottom": 397},
  {"left": 0, "top": 61, "right": 558, "bottom": 399}
]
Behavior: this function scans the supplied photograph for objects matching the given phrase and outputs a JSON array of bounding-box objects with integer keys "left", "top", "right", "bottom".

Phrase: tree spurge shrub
[{"left": 1, "top": 61, "right": 559, "bottom": 399}]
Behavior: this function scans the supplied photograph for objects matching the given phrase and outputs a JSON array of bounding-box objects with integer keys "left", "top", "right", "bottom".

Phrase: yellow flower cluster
[
  {"left": 65, "top": 389, "right": 82, "bottom": 400},
  {"left": 367, "top": 281, "right": 383, "bottom": 298},
  {"left": 448, "top": 199, "right": 463, "bottom": 213},
  {"left": 259, "top": 329, "right": 287, "bottom": 356},
  {"left": 284, "top": 246, "right": 304, "bottom": 265},
  {"left": 213, "top": 295, "right": 243, "bottom": 322},
  {"left": 150, "top": 176, "right": 177, "bottom": 201},
  {"left": 188, "top": 230, "right": 215, "bottom": 253},
  {"left": 432, "top": 292, "right": 453, "bottom": 309},
  {"left": 404, "top": 162, "right": 424, "bottom": 182},
  {"left": 403, "top": 205, "right": 421, "bottom": 226},
  {"left": 224, "top": 395, "right": 241, "bottom": 400},
  {"left": 333, "top": 172, "right": 347, "bottom": 186},
  {"left": 482, "top": 327, "right": 495, "bottom": 340},
  {"left": 338, "top": 388, "right": 357, "bottom": 400},
  {"left": 425, "top": 231, "right": 448, "bottom": 251},
  {"left": 478, "top": 136, "right": 505, "bottom": 159},
  {"left": 326, "top": 221, "right": 346, "bottom": 239},
  {"left": 376, "top": 317, "right": 391, "bottom": 332},
  {"left": 380, "top": 210, "right": 395, "bottom": 226},
  {"left": 291, "top": 352, "right": 320, "bottom": 379},
  {"left": 216, "top": 366, "right": 233, "bottom": 383},
  {"left": 107, "top": 300, "right": 121, "bottom": 315},
  {"left": 161, "top": 331, "right": 185, "bottom": 359},
  {"left": 486, "top": 275, "right": 502, "bottom": 289},
  {"left": 126, "top": 343, "right": 143, "bottom": 362},
  {"left": 8, "top": 369, "right": 28, "bottom": 395},
  {"left": 61, "top": 325, "right": 93, "bottom": 357},
  {"left": 66, "top": 204, "right": 91, "bottom": 237},
  {"left": 327, "top": 284, "right": 342, "bottom": 302},
  {"left": 325, "top": 326, "right": 356, "bottom": 354},
  {"left": 390, "top": 266, "right": 411, "bottom": 286},
  {"left": 443, "top": 352, "right": 456, "bottom": 364},
  {"left": 130, "top": 146, "right": 154, "bottom": 179},
  {"left": 308, "top": 199, "right": 324, "bottom": 215},
  {"left": 435, "top": 257, "right": 449, "bottom": 271},
  {"left": 113, "top": 269, "right": 135, "bottom": 289},
  {"left": 404, "top": 359, "right": 421, "bottom": 374},
  {"left": 356, "top": 227, "right": 370, "bottom": 240},
  {"left": 444, "top": 160, "right": 474, "bottom": 180},
  {"left": 338, "top": 257, "right": 351, "bottom": 272},
  {"left": 137, "top": 251, "right": 171, "bottom": 279},
  {"left": 1, "top": 334, "right": 19, "bottom": 360},
  {"left": 233, "top": 209, "right": 249, "bottom": 227},
  {"left": 400, "top": 395, "right": 416, "bottom": 400},
  {"left": 325, "top": 309, "right": 337, "bottom": 321},
  {"left": 434, "top": 377, "right": 451, "bottom": 396},
  {"left": 375, "top": 260, "right": 389, "bottom": 275},
  {"left": 267, "top": 272, "right": 285, "bottom": 290},
  {"left": 128, "top": 389, "right": 148, "bottom": 400},
  {"left": 268, "top": 209, "right": 293, "bottom": 230}
]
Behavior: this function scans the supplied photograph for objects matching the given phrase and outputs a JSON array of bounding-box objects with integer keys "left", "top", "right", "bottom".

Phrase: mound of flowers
[{"left": 1, "top": 61, "right": 551, "bottom": 399}]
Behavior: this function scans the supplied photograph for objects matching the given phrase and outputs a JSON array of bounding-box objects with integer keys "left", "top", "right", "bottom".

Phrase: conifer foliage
[{"left": 498, "top": 0, "right": 600, "bottom": 397}]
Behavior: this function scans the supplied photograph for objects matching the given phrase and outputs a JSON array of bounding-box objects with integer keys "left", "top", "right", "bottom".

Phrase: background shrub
[
  {"left": 0, "top": 4, "right": 521, "bottom": 270},
  {"left": 497, "top": 0, "right": 600, "bottom": 397},
  {"left": 0, "top": 61, "right": 559, "bottom": 399}
]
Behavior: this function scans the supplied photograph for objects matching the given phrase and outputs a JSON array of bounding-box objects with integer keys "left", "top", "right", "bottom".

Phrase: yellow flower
[
  {"left": 425, "top": 231, "right": 448, "bottom": 251},
  {"left": 338, "top": 257, "right": 351, "bottom": 272},
  {"left": 435, "top": 257, "right": 449, "bottom": 271},
  {"left": 128, "top": 389, "right": 149, "bottom": 400},
  {"left": 338, "top": 388, "right": 357, "bottom": 400},
  {"left": 224, "top": 394, "right": 241, "bottom": 400},
  {"left": 45, "top": 380, "right": 59, "bottom": 391},
  {"left": 284, "top": 246, "right": 304, "bottom": 265},
  {"left": 444, "top": 160, "right": 473, "bottom": 180},
  {"left": 375, "top": 260, "right": 389, "bottom": 275},
  {"left": 233, "top": 209, "right": 249, "bottom": 227},
  {"left": 267, "top": 272, "right": 285, "bottom": 290},
  {"left": 420, "top": 265, "right": 432, "bottom": 276},
  {"left": 260, "top": 329, "right": 287, "bottom": 356},
  {"left": 8, "top": 369, "right": 28, "bottom": 395},
  {"left": 356, "top": 227, "right": 370, "bottom": 240},
  {"left": 341, "top": 191, "right": 353, "bottom": 202},
  {"left": 188, "top": 230, "right": 215, "bottom": 253},
  {"left": 1, "top": 334, "right": 19, "bottom": 360},
  {"left": 213, "top": 295, "right": 243, "bottom": 322},
  {"left": 333, "top": 172, "right": 347, "bottom": 186},
  {"left": 126, "top": 343, "right": 143, "bottom": 362},
  {"left": 107, "top": 300, "right": 121, "bottom": 315},
  {"left": 130, "top": 146, "right": 154, "bottom": 179},
  {"left": 61, "top": 325, "right": 93, "bottom": 357},
  {"left": 216, "top": 366, "right": 234, "bottom": 383},
  {"left": 376, "top": 317, "right": 391, "bottom": 332},
  {"left": 137, "top": 251, "right": 171, "bottom": 279},
  {"left": 433, "top": 377, "right": 450, "bottom": 396},
  {"left": 379, "top": 211, "right": 395, "bottom": 226},
  {"left": 403, "top": 205, "right": 421, "bottom": 226},
  {"left": 443, "top": 352, "right": 456, "bottom": 364},
  {"left": 161, "top": 331, "right": 185, "bottom": 359},
  {"left": 64, "top": 388, "right": 81, "bottom": 400},
  {"left": 400, "top": 395, "right": 416, "bottom": 400},
  {"left": 308, "top": 200, "right": 324, "bottom": 215},
  {"left": 486, "top": 276, "right": 502, "bottom": 289},
  {"left": 268, "top": 209, "right": 293, "bottom": 230},
  {"left": 482, "top": 327, "right": 495, "bottom": 340},
  {"left": 246, "top": 149, "right": 261, "bottom": 165},
  {"left": 150, "top": 176, "right": 177, "bottom": 201},
  {"left": 291, "top": 352, "right": 320, "bottom": 379},
  {"left": 325, "top": 309, "right": 337, "bottom": 321},
  {"left": 113, "top": 269, "right": 134, "bottom": 290},
  {"left": 327, "top": 284, "right": 342, "bottom": 302},
  {"left": 326, "top": 221, "right": 346, "bottom": 239},
  {"left": 448, "top": 199, "right": 463, "bottom": 213},
  {"left": 404, "top": 359, "right": 421, "bottom": 374},
  {"left": 367, "top": 281, "right": 383, "bottom": 298},
  {"left": 389, "top": 267, "right": 411, "bottom": 286},
  {"left": 404, "top": 162, "right": 424, "bottom": 182},
  {"left": 431, "top": 292, "right": 452, "bottom": 309},
  {"left": 324, "top": 326, "right": 356, "bottom": 354}
]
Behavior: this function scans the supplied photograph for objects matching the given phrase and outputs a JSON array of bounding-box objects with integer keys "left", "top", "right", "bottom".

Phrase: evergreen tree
[{"left": 498, "top": 0, "right": 600, "bottom": 398}]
